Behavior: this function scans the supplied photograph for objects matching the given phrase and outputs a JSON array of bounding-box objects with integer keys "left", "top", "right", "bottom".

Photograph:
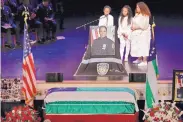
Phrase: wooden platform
[{"left": 36, "top": 80, "right": 172, "bottom": 100}]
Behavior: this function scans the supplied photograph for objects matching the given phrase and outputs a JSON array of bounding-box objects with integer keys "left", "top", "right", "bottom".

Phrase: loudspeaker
[
  {"left": 46, "top": 73, "right": 63, "bottom": 82},
  {"left": 129, "top": 73, "right": 146, "bottom": 82}
]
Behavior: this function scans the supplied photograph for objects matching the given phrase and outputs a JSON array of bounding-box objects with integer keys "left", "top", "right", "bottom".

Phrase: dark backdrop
[
  {"left": 58, "top": 0, "right": 183, "bottom": 16},
  {"left": 33, "top": 0, "right": 183, "bottom": 16}
]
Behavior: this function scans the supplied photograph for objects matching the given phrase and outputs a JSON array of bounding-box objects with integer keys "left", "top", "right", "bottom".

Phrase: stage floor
[{"left": 1, "top": 15, "right": 183, "bottom": 81}]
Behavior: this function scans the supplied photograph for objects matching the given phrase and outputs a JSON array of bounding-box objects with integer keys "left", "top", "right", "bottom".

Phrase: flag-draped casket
[
  {"left": 44, "top": 87, "right": 139, "bottom": 122},
  {"left": 75, "top": 26, "right": 127, "bottom": 76}
]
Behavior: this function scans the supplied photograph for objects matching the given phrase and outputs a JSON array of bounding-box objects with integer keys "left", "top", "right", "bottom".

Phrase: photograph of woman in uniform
[{"left": 91, "top": 26, "right": 115, "bottom": 56}]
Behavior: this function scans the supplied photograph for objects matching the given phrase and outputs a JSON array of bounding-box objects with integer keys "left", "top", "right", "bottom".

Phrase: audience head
[
  {"left": 103, "top": 5, "right": 111, "bottom": 16},
  {"left": 136, "top": 2, "right": 151, "bottom": 17},
  {"left": 43, "top": 0, "right": 49, "bottom": 7},
  {"left": 120, "top": 5, "right": 133, "bottom": 25},
  {"left": 99, "top": 26, "right": 107, "bottom": 38}
]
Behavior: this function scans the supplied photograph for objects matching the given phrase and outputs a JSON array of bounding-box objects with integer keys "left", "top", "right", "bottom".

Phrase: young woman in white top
[
  {"left": 131, "top": 2, "right": 151, "bottom": 66},
  {"left": 98, "top": 5, "right": 114, "bottom": 26},
  {"left": 117, "top": 5, "right": 133, "bottom": 62}
]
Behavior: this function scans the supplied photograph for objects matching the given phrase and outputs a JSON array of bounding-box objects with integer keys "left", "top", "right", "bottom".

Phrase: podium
[{"left": 74, "top": 26, "right": 127, "bottom": 80}]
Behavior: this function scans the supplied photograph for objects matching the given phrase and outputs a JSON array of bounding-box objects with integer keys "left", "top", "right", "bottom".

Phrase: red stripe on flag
[
  {"left": 22, "top": 87, "right": 28, "bottom": 101},
  {"left": 28, "top": 54, "right": 36, "bottom": 76},
  {"left": 23, "top": 60, "right": 36, "bottom": 94},
  {"left": 22, "top": 75, "right": 34, "bottom": 98},
  {"left": 26, "top": 55, "right": 36, "bottom": 93}
]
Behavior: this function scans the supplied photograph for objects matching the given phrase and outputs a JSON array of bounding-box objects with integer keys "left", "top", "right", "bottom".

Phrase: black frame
[
  {"left": 172, "top": 70, "right": 183, "bottom": 102},
  {"left": 89, "top": 26, "right": 116, "bottom": 58}
]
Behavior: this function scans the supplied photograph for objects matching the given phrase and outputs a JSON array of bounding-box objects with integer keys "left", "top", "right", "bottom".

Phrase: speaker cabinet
[
  {"left": 129, "top": 73, "right": 146, "bottom": 82},
  {"left": 46, "top": 73, "right": 63, "bottom": 82}
]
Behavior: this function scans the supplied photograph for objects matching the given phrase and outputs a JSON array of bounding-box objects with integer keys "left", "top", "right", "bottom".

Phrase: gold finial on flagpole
[
  {"left": 22, "top": 10, "right": 29, "bottom": 29},
  {"left": 152, "top": 16, "right": 156, "bottom": 41}
]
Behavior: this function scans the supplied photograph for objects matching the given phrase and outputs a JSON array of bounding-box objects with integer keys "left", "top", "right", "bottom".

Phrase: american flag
[
  {"left": 177, "top": 74, "right": 183, "bottom": 87},
  {"left": 90, "top": 27, "right": 99, "bottom": 45},
  {"left": 22, "top": 25, "right": 37, "bottom": 107}
]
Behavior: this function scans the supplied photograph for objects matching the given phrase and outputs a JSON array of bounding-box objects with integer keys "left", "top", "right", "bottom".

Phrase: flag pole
[
  {"left": 152, "top": 16, "right": 156, "bottom": 41},
  {"left": 23, "top": 10, "right": 29, "bottom": 29},
  {"left": 23, "top": 10, "right": 35, "bottom": 108}
]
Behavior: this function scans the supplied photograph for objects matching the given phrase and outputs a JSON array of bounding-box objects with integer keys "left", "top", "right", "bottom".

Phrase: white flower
[
  {"left": 12, "top": 110, "right": 15, "bottom": 114},
  {"left": 172, "top": 102, "right": 176, "bottom": 107},
  {"left": 44, "top": 119, "right": 51, "bottom": 122},
  {"left": 144, "top": 102, "right": 182, "bottom": 122},
  {"left": 18, "top": 110, "right": 21, "bottom": 114},
  {"left": 166, "top": 102, "right": 171, "bottom": 105}
]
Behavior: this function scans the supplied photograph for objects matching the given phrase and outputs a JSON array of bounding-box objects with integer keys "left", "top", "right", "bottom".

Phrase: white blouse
[
  {"left": 132, "top": 14, "right": 150, "bottom": 35},
  {"left": 117, "top": 16, "right": 132, "bottom": 38},
  {"left": 98, "top": 14, "right": 114, "bottom": 26}
]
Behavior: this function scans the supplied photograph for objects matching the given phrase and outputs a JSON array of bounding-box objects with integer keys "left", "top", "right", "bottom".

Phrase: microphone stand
[{"left": 76, "top": 16, "right": 107, "bottom": 30}]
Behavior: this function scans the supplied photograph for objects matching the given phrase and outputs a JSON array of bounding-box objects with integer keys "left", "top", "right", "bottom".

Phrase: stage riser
[
  {"left": 36, "top": 81, "right": 172, "bottom": 100},
  {"left": 45, "top": 113, "right": 139, "bottom": 122}
]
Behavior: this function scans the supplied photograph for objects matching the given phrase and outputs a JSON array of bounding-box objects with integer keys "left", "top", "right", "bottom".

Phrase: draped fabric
[
  {"left": 44, "top": 87, "right": 139, "bottom": 114},
  {"left": 46, "top": 101, "right": 135, "bottom": 114},
  {"left": 75, "top": 26, "right": 127, "bottom": 76}
]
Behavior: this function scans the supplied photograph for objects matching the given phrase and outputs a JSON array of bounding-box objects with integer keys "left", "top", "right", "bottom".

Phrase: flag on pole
[
  {"left": 90, "top": 27, "right": 99, "bottom": 44},
  {"left": 22, "top": 25, "right": 37, "bottom": 107},
  {"left": 145, "top": 41, "right": 159, "bottom": 109}
]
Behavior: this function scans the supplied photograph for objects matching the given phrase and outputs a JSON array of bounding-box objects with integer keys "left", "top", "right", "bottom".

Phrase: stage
[
  {"left": 1, "top": 15, "right": 183, "bottom": 81},
  {"left": 1, "top": 4, "right": 183, "bottom": 121}
]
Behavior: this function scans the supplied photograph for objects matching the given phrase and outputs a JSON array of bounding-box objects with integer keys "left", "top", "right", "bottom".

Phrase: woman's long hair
[
  {"left": 136, "top": 2, "right": 151, "bottom": 17},
  {"left": 119, "top": 5, "right": 133, "bottom": 25}
]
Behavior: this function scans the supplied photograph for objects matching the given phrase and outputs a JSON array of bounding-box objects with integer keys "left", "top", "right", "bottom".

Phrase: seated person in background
[
  {"left": 98, "top": 5, "right": 114, "bottom": 26},
  {"left": 18, "top": 0, "right": 42, "bottom": 42},
  {"left": 92, "top": 26, "right": 115, "bottom": 56},
  {"left": 36, "top": 0, "right": 57, "bottom": 42},
  {"left": 4, "top": 0, "right": 18, "bottom": 19},
  {"left": 1, "top": 0, "right": 20, "bottom": 48}
]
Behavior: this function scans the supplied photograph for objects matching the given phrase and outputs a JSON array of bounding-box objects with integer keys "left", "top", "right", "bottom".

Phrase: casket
[{"left": 44, "top": 87, "right": 139, "bottom": 122}]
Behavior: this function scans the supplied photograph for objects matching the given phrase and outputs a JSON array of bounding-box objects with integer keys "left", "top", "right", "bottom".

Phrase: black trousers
[
  {"left": 59, "top": 13, "right": 64, "bottom": 29},
  {"left": 19, "top": 20, "right": 42, "bottom": 41},
  {"left": 19, "top": 20, "right": 42, "bottom": 33},
  {"left": 43, "top": 20, "right": 57, "bottom": 38},
  {"left": 1, "top": 23, "right": 19, "bottom": 44}
]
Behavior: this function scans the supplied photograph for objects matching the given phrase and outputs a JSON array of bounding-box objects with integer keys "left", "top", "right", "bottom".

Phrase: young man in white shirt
[{"left": 98, "top": 5, "right": 114, "bottom": 26}]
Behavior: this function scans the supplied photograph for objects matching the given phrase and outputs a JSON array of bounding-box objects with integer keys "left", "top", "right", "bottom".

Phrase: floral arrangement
[
  {"left": 1, "top": 105, "right": 41, "bottom": 122},
  {"left": 142, "top": 101, "right": 183, "bottom": 122}
]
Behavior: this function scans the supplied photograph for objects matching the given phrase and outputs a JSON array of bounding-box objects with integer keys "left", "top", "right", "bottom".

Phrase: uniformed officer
[
  {"left": 91, "top": 26, "right": 115, "bottom": 56},
  {"left": 36, "top": 0, "right": 57, "bottom": 42},
  {"left": 18, "top": 0, "right": 42, "bottom": 42},
  {"left": 4, "top": 0, "right": 18, "bottom": 20},
  {"left": 1, "top": 0, "right": 20, "bottom": 48}
]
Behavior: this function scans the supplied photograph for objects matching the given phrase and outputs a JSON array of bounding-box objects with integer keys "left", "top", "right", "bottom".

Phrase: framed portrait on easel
[
  {"left": 172, "top": 70, "right": 183, "bottom": 102},
  {"left": 89, "top": 26, "right": 115, "bottom": 56}
]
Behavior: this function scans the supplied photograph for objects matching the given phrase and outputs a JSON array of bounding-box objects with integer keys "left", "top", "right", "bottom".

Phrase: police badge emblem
[{"left": 97, "top": 63, "right": 109, "bottom": 76}]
